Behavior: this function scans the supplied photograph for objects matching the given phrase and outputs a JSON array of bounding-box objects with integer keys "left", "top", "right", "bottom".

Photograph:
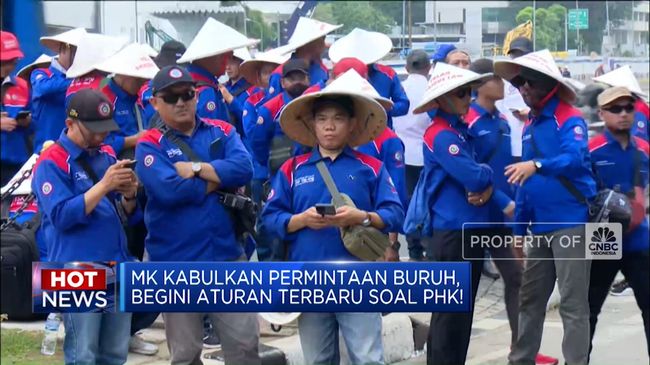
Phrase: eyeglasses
[
  {"left": 603, "top": 104, "right": 635, "bottom": 114},
  {"left": 453, "top": 87, "right": 472, "bottom": 99},
  {"left": 510, "top": 75, "right": 537, "bottom": 89},
  {"left": 157, "top": 90, "right": 196, "bottom": 104}
]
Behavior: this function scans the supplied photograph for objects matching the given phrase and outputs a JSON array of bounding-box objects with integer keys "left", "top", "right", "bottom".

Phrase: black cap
[
  {"left": 154, "top": 40, "right": 187, "bottom": 68},
  {"left": 508, "top": 37, "right": 533, "bottom": 55},
  {"left": 282, "top": 59, "right": 309, "bottom": 77},
  {"left": 407, "top": 49, "right": 430, "bottom": 71},
  {"left": 66, "top": 89, "right": 119, "bottom": 133},
  {"left": 470, "top": 58, "right": 494, "bottom": 75},
  {"left": 152, "top": 66, "right": 196, "bottom": 95}
]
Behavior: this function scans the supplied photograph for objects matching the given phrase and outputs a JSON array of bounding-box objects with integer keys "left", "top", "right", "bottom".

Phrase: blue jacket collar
[
  {"left": 58, "top": 129, "right": 87, "bottom": 160},
  {"left": 470, "top": 101, "right": 499, "bottom": 119},
  {"left": 604, "top": 128, "right": 637, "bottom": 150},
  {"left": 187, "top": 64, "right": 219, "bottom": 85},
  {"left": 307, "top": 145, "right": 356, "bottom": 164},
  {"left": 108, "top": 78, "right": 137, "bottom": 102},
  {"left": 536, "top": 95, "right": 560, "bottom": 119},
  {"left": 436, "top": 108, "right": 465, "bottom": 130}
]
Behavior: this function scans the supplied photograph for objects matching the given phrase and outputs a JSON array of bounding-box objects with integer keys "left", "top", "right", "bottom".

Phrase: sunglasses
[
  {"left": 510, "top": 75, "right": 538, "bottom": 89},
  {"left": 452, "top": 87, "right": 472, "bottom": 99},
  {"left": 158, "top": 90, "right": 196, "bottom": 104},
  {"left": 603, "top": 104, "right": 635, "bottom": 114}
]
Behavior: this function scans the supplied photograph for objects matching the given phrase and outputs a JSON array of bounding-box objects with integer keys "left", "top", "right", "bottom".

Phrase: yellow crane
[{"left": 503, "top": 20, "right": 533, "bottom": 55}]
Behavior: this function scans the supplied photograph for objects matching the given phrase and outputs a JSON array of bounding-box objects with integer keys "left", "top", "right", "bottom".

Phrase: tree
[
  {"left": 516, "top": 5, "right": 565, "bottom": 51},
  {"left": 313, "top": 1, "right": 396, "bottom": 34},
  {"left": 244, "top": 8, "right": 277, "bottom": 50}
]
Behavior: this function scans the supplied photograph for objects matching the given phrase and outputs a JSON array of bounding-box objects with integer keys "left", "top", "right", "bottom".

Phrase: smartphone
[
  {"left": 123, "top": 160, "right": 137, "bottom": 170},
  {"left": 315, "top": 203, "right": 337, "bottom": 216},
  {"left": 16, "top": 111, "right": 30, "bottom": 120}
]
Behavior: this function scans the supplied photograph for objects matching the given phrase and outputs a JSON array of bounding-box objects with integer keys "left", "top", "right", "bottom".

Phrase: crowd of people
[{"left": 1, "top": 14, "right": 649, "bottom": 365}]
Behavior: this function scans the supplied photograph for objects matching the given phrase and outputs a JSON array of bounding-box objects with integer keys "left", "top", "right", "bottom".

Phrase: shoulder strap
[
  {"left": 156, "top": 122, "right": 203, "bottom": 163},
  {"left": 528, "top": 126, "right": 588, "bottom": 205},
  {"left": 633, "top": 148, "right": 642, "bottom": 187},
  {"left": 315, "top": 160, "right": 347, "bottom": 207},
  {"left": 134, "top": 103, "right": 144, "bottom": 132}
]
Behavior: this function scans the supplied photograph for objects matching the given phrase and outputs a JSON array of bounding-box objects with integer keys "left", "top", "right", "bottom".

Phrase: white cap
[
  {"left": 177, "top": 18, "right": 259, "bottom": 63},
  {"left": 40, "top": 28, "right": 87, "bottom": 53},
  {"left": 414, "top": 62, "right": 492, "bottom": 114},
  {"left": 95, "top": 43, "right": 160, "bottom": 79},
  {"left": 593, "top": 65, "right": 647, "bottom": 98},
  {"left": 494, "top": 49, "right": 577, "bottom": 103},
  {"left": 66, "top": 33, "right": 129, "bottom": 78},
  {"left": 328, "top": 28, "right": 392, "bottom": 65},
  {"left": 280, "top": 17, "right": 342, "bottom": 55}
]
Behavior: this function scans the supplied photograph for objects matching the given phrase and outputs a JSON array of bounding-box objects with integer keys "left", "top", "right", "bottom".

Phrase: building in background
[{"left": 606, "top": 0, "right": 649, "bottom": 56}]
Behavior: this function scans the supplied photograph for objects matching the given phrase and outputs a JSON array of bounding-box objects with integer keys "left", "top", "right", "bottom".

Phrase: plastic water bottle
[{"left": 41, "top": 313, "right": 62, "bottom": 355}]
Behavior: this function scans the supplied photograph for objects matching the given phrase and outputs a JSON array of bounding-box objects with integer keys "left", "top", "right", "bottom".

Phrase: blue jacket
[
  {"left": 1, "top": 75, "right": 31, "bottom": 165},
  {"left": 466, "top": 102, "right": 515, "bottom": 224},
  {"left": 30, "top": 60, "right": 71, "bottom": 152},
  {"left": 187, "top": 64, "right": 230, "bottom": 122},
  {"left": 589, "top": 131, "right": 649, "bottom": 252},
  {"left": 225, "top": 78, "right": 255, "bottom": 133},
  {"left": 31, "top": 131, "right": 136, "bottom": 262},
  {"left": 65, "top": 71, "right": 105, "bottom": 107},
  {"left": 267, "top": 55, "right": 329, "bottom": 98},
  {"left": 242, "top": 88, "right": 270, "bottom": 180},
  {"left": 367, "top": 64, "right": 410, "bottom": 129},
  {"left": 261, "top": 147, "right": 404, "bottom": 261},
  {"left": 101, "top": 79, "right": 146, "bottom": 155},
  {"left": 357, "top": 127, "right": 408, "bottom": 210},
  {"left": 137, "top": 80, "right": 156, "bottom": 127},
  {"left": 632, "top": 98, "right": 649, "bottom": 141},
  {"left": 514, "top": 96, "right": 597, "bottom": 235},
  {"left": 422, "top": 111, "right": 497, "bottom": 230},
  {"left": 135, "top": 117, "right": 253, "bottom": 262}
]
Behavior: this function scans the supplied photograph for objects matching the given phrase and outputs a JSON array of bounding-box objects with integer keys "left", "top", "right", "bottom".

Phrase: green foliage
[
  {"left": 1, "top": 329, "right": 64, "bottom": 365},
  {"left": 245, "top": 8, "right": 277, "bottom": 50},
  {"left": 516, "top": 5, "right": 566, "bottom": 51},
  {"left": 313, "top": 1, "right": 396, "bottom": 34}
]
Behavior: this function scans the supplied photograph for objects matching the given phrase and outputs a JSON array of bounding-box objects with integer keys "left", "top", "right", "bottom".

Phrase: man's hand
[
  {"left": 299, "top": 207, "right": 329, "bottom": 230},
  {"left": 116, "top": 178, "right": 139, "bottom": 200},
  {"left": 512, "top": 108, "right": 529, "bottom": 123},
  {"left": 1, "top": 112, "right": 17, "bottom": 132},
  {"left": 382, "top": 246, "right": 400, "bottom": 262},
  {"left": 324, "top": 206, "right": 367, "bottom": 228},
  {"left": 505, "top": 161, "right": 537, "bottom": 185},
  {"left": 219, "top": 84, "right": 234, "bottom": 104},
  {"left": 467, "top": 185, "right": 494, "bottom": 206},
  {"left": 503, "top": 201, "right": 515, "bottom": 218},
  {"left": 99, "top": 160, "right": 136, "bottom": 194},
  {"left": 174, "top": 161, "right": 195, "bottom": 179}
]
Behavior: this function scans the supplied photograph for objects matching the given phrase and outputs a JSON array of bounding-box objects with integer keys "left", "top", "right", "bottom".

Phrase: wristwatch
[
  {"left": 533, "top": 160, "right": 542, "bottom": 171},
  {"left": 361, "top": 212, "right": 372, "bottom": 227},
  {"left": 191, "top": 162, "right": 202, "bottom": 177},
  {"left": 390, "top": 241, "right": 401, "bottom": 251}
]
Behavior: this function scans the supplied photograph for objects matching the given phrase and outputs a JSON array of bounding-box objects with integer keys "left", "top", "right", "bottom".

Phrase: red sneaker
[{"left": 535, "top": 353, "right": 559, "bottom": 365}]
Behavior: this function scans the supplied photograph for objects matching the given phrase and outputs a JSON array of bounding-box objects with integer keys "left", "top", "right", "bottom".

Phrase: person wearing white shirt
[{"left": 392, "top": 49, "right": 431, "bottom": 260}]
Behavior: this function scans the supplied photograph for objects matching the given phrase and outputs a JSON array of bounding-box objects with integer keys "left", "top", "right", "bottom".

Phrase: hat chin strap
[{"left": 535, "top": 84, "right": 559, "bottom": 109}]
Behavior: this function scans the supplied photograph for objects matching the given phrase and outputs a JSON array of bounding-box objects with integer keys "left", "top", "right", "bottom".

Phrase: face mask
[{"left": 286, "top": 84, "right": 309, "bottom": 98}]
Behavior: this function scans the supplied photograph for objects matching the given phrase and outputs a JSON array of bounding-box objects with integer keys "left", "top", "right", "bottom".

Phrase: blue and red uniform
[
  {"left": 421, "top": 111, "right": 497, "bottom": 230},
  {"left": 267, "top": 56, "right": 328, "bottom": 98},
  {"left": 242, "top": 88, "right": 269, "bottom": 181},
  {"left": 186, "top": 64, "right": 230, "bottom": 122},
  {"left": 135, "top": 117, "right": 253, "bottom": 262},
  {"left": 65, "top": 71, "right": 105, "bottom": 106},
  {"left": 136, "top": 80, "right": 155, "bottom": 127},
  {"left": 100, "top": 78, "right": 146, "bottom": 155},
  {"left": 261, "top": 147, "right": 404, "bottom": 261},
  {"left": 514, "top": 95, "right": 596, "bottom": 235},
  {"left": 466, "top": 102, "right": 515, "bottom": 224},
  {"left": 589, "top": 132, "right": 649, "bottom": 252},
  {"left": 30, "top": 60, "right": 71, "bottom": 152},
  {"left": 31, "top": 131, "right": 137, "bottom": 262},
  {"left": 225, "top": 77, "right": 256, "bottom": 135},
  {"left": 632, "top": 98, "right": 649, "bottom": 141},
  {"left": 357, "top": 128, "right": 408, "bottom": 210},
  {"left": 1, "top": 75, "right": 31, "bottom": 166},
  {"left": 367, "top": 64, "right": 409, "bottom": 130}
]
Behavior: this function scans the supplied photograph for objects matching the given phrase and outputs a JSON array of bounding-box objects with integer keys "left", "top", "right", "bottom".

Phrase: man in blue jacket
[
  {"left": 411, "top": 62, "right": 506, "bottom": 365},
  {"left": 32, "top": 89, "right": 139, "bottom": 365},
  {"left": 261, "top": 75, "right": 403, "bottom": 365},
  {"left": 31, "top": 28, "right": 86, "bottom": 152},
  {"left": 135, "top": 66, "right": 259, "bottom": 365},
  {"left": 220, "top": 48, "right": 256, "bottom": 136},
  {"left": 588, "top": 86, "right": 649, "bottom": 358},
  {"left": 496, "top": 50, "right": 597, "bottom": 365}
]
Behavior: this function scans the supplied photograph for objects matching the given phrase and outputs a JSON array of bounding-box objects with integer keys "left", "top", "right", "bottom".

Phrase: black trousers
[
  {"left": 589, "top": 250, "right": 650, "bottom": 358},
  {"left": 405, "top": 164, "right": 425, "bottom": 259},
  {"left": 425, "top": 229, "right": 485, "bottom": 365}
]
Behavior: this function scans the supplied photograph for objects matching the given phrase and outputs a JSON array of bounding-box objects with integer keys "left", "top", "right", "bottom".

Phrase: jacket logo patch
[
  {"left": 166, "top": 148, "right": 183, "bottom": 158},
  {"left": 257, "top": 116, "right": 264, "bottom": 125},
  {"left": 74, "top": 171, "right": 89, "bottom": 181},
  {"left": 448, "top": 144, "right": 460, "bottom": 155},
  {"left": 638, "top": 120, "right": 645, "bottom": 128},
  {"left": 267, "top": 188, "right": 275, "bottom": 200},
  {"left": 573, "top": 126, "right": 584, "bottom": 140},
  {"left": 206, "top": 101, "right": 216, "bottom": 111},
  {"left": 144, "top": 154, "right": 155, "bottom": 167},
  {"left": 394, "top": 151, "right": 403, "bottom": 162},
  {"left": 294, "top": 174, "right": 315, "bottom": 187},
  {"left": 42, "top": 182, "right": 53, "bottom": 195},
  {"left": 243, "top": 109, "right": 248, "bottom": 117}
]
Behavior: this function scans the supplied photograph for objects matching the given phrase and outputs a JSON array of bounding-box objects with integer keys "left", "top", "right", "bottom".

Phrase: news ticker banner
[{"left": 32, "top": 262, "right": 471, "bottom": 313}]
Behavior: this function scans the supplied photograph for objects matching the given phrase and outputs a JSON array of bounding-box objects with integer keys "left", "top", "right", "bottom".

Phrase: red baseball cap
[
  {"left": 333, "top": 57, "right": 368, "bottom": 79},
  {"left": 1, "top": 31, "right": 24, "bottom": 61}
]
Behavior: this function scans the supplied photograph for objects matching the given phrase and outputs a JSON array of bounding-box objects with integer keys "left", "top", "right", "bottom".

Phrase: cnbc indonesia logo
[{"left": 586, "top": 223, "right": 622, "bottom": 260}]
